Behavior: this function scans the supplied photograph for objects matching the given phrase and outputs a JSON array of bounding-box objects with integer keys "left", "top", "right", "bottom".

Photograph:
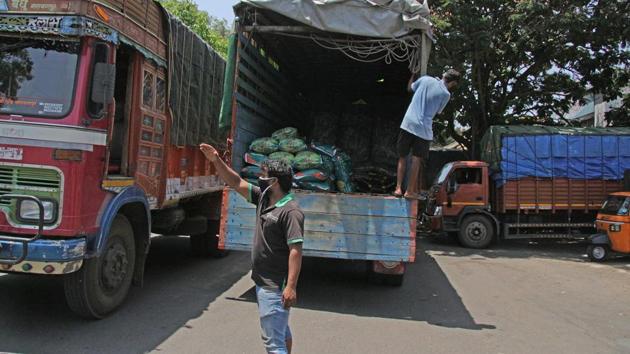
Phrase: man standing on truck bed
[
  {"left": 395, "top": 69, "right": 461, "bottom": 199},
  {"left": 200, "top": 143, "right": 304, "bottom": 354}
]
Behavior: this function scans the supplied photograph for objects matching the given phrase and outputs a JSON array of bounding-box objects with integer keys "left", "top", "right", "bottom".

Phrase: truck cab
[{"left": 422, "top": 161, "right": 497, "bottom": 248}]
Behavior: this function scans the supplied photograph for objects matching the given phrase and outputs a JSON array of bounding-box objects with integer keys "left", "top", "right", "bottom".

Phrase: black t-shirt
[{"left": 247, "top": 184, "right": 304, "bottom": 289}]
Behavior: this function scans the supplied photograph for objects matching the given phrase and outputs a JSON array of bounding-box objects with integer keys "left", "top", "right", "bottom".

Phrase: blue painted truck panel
[{"left": 219, "top": 189, "right": 417, "bottom": 262}]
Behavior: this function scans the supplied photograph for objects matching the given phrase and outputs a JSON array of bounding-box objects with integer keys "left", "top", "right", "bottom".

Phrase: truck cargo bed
[
  {"left": 496, "top": 177, "right": 624, "bottom": 213},
  {"left": 219, "top": 189, "right": 418, "bottom": 262}
]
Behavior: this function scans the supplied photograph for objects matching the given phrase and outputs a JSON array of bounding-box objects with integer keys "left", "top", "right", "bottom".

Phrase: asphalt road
[{"left": 1, "top": 235, "right": 629, "bottom": 354}]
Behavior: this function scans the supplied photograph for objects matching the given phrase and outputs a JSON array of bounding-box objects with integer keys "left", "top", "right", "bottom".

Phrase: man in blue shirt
[{"left": 395, "top": 69, "right": 460, "bottom": 199}]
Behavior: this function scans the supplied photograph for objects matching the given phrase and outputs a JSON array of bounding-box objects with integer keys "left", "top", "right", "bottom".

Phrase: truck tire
[
  {"left": 64, "top": 215, "right": 136, "bottom": 319},
  {"left": 458, "top": 214, "right": 494, "bottom": 249},
  {"left": 587, "top": 245, "right": 610, "bottom": 262},
  {"left": 190, "top": 220, "right": 228, "bottom": 258}
]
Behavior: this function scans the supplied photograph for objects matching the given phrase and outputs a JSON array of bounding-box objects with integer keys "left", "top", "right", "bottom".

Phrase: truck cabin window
[
  {"left": 435, "top": 163, "right": 455, "bottom": 185},
  {"left": 87, "top": 42, "right": 110, "bottom": 117},
  {"left": 600, "top": 196, "right": 630, "bottom": 216},
  {"left": 453, "top": 168, "right": 482, "bottom": 185},
  {"left": 0, "top": 38, "right": 79, "bottom": 118}
]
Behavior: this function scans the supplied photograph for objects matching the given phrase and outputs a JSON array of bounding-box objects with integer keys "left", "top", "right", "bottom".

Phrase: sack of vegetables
[
  {"left": 269, "top": 151, "right": 295, "bottom": 166},
  {"left": 279, "top": 138, "right": 307, "bottom": 154},
  {"left": 271, "top": 127, "right": 299, "bottom": 140},
  {"left": 249, "top": 137, "right": 279, "bottom": 155},
  {"left": 294, "top": 151, "right": 323, "bottom": 170}
]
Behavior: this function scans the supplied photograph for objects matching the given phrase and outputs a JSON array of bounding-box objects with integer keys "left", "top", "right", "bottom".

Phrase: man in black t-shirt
[{"left": 201, "top": 143, "right": 304, "bottom": 354}]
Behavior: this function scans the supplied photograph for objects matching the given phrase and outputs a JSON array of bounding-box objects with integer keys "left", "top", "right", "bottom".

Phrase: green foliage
[
  {"left": 159, "top": 0, "right": 230, "bottom": 57},
  {"left": 429, "top": 0, "right": 629, "bottom": 157}
]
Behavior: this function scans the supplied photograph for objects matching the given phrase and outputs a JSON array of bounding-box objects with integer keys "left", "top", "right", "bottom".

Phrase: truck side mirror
[
  {"left": 91, "top": 63, "right": 116, "bottom": 105},
  {"left": 447, "top": 178, "right": 458, "bottom": 194}
]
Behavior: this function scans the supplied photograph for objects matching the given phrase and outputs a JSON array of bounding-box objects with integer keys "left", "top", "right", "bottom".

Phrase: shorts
[
  {"left": 397, "top": 129, "right": 430, "bottom": 158},
  {"left": 256, "top": 286, "right": 292, "bottom": 354}
]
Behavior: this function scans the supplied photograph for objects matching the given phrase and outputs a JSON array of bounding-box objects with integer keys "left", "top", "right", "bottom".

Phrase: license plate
[{"left": 0, "top": 147, "right": 23, "bottom": 161}]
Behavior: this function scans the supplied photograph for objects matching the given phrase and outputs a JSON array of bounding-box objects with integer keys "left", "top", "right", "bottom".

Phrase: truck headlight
[
  {"left": 18, "top": 199, "right": 57, "bottom": 224},
  {"left": 433, "top": 206, "right": 442, "bottom": 216}
]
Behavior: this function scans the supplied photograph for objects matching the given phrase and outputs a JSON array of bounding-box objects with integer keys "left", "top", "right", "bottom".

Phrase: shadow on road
[
  {"left": 0, "top": 236, "right": 250, "bottom": 354},
  {"left": 229, "top": 249, "right": 496, "bottom": 331},
  {"left": 421, "top": 234, "right": 630, "bottom": 270}
]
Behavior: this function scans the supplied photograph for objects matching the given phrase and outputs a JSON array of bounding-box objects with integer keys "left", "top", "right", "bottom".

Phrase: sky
[{"left": 196, "top": 0, "right": 237, "bottom": 22}]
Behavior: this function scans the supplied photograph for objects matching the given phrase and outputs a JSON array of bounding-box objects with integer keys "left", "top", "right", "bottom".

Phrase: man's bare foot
[
  {"left": 404, "top": 192, "right": 426, "bottom": 200},
  {"left": 394, "top": 188, "right": 404, "bottom": 198}
]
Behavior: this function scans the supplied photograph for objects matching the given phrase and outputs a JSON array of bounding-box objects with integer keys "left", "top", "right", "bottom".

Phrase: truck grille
[{"left": 0, "top": 166, "right": 61, "bottom": 205}]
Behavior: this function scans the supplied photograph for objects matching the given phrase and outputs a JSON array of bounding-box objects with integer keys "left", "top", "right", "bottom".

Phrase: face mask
[{"left": 258, "top": 177, "right": 277, "bottom": 193}]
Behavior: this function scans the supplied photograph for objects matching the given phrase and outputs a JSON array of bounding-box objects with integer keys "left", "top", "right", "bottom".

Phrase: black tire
[
  {"left": 64, "top": 215, "right": 136, "bottom": 319},
  {"left": 190, "top": 220, "right": 228, "bottom": 258},
  {"left": 587, "top": 244, "right": 609, "bottom": 262},
  {"left": 458, "top": 214, "right": 494, "bottom": 249}
]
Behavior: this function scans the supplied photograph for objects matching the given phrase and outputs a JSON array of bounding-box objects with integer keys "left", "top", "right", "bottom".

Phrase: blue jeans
[{"left": 256, "top": 286, "right": 292, "bottom": 354}]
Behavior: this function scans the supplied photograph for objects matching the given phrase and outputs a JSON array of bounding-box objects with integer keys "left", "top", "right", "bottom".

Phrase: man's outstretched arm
[{"left": 200, "top": 143, "right": 250, "bottom": 200}]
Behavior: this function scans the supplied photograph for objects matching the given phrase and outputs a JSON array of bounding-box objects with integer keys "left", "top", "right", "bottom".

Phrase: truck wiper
[{"left": 0, "top": 41, "right": 37, "bottom": 53}]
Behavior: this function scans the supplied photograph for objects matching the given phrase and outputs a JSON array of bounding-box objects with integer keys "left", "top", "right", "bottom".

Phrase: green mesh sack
[
  {"left": 334, "top": 152, "right": 353, "bottom": 193},
  {"left": 271, "top": 127, "right": 299, "bottom": 140},
  {"left": 249, "top": 137, "right": 279, "bottom": 154},
  {"left": 269, "top": 151, "right": 295, "bottom": 165},
  {"left": 279, "top": 138, "right": 307, "bottom": 154},
  {"left": 294, "top": 151, "right": 323, "bottom": 170},
  {"left": 321, "top": 155, "right": 336, "bottom": 177}
]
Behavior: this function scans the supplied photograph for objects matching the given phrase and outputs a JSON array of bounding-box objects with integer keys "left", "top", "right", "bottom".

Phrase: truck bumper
[{"left": 0, "top": 237, "right": 86, "bottom": 275}]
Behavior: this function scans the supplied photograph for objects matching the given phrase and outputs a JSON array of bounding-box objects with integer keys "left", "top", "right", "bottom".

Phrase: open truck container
[
  {"left": 218, "top": 0, "right": 433, "bottom": 284},
  {"left": 421, "top": 126, "right": 630, "bottom": 248}
]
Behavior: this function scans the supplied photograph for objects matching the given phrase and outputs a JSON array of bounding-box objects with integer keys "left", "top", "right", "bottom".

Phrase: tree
[
  {"left": 428, "top": 0, "right": 629, "bottom": 157},
  {"left": 160, "top": 0, "right": 231, "bottom": 57}
]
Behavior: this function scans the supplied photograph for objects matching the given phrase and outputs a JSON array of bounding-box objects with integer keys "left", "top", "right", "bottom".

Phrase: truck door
[
  {"left": 133, "top": 60, "right": 168, "bottom": 208},
  {"left": 445, "top": 167, "right": 487, "bottom": 216}
]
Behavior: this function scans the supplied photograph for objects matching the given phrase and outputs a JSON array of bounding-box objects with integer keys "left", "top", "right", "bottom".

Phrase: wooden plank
[
  {"left": 220, "top": 242, "right": 411, "bottom": 261},
  {"left": 238, "top": 64, "right": 290, "bottom": 113},
  {"left": 235, "top": 92, "right": 277, "bottom": 126},
  {"left": 228, "top": 189, "right": 418, "bottom": 218},
  {"left": 236, "top": 109, "right": 276, "bottom": 136},
  {"left": 225, "top": 226, "right": 412, "bottom": 250},
  {"left": 238, "top": 37, "right": 289, "bottom": 87},
  {"left": 237, "top": 78, "right": 286, "bottom": 120},
  {"left": 226, "top": 209, "right": 413, "bottom": 238}
]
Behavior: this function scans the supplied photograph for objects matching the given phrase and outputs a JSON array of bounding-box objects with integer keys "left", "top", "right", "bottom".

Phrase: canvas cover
[
  {"left": 240, "top": 0, "right": 431, "bottom": 38},
  {"left": 480, "top": 125, "right": 630, "bottom": 184},
  {"left": 167, "top": 13, "right": 226, "bottom": 146}
]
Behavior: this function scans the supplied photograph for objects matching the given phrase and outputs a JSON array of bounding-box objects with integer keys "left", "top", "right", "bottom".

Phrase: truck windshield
[
  {"left": 0, "top": 39, "right": 79, "bottom": 118},
  {"left": 600, "top": 196, "right": 630, "bottom": 216},
  {"left": 434, "top": 163, "right": 454, "bottom": 185}
]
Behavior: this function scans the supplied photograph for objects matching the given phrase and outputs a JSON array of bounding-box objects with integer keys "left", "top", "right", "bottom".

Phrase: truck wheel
[
  {"left": 587, "top": 245, "right": 609, "bottom": 262},
  {"left": 458, "top": 215, "right": 494, "bottom": 249},
  {"left": 190, "top": 220, "right": 228, "bottom": 258},
  {"left": 64, "top": 215, "right": 136, "bottom": 319}
]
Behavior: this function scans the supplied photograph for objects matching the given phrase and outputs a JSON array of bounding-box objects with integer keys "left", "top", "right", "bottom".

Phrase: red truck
[
  {"left": 421, "top": 126, "right": 630, "bottom": 248},
  {"left": 0, "top": 0, "right": 226, "bottom": 318}
]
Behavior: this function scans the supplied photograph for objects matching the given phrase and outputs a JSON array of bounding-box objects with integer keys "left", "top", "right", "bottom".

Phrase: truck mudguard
[
  {"left": 89, "top": 186, "right": 151, "bottom": 257},
  {"left": 588, "top": 233, "right": 611, "bottom": 246}
]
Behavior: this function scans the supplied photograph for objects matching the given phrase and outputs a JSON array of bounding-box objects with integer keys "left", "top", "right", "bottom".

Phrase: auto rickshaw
[{"left": 587, "top": 192, "right": 630, "bottom": 261}]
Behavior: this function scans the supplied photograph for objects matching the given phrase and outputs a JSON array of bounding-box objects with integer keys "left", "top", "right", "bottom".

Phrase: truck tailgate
[{"left": 219, "top": 189, "right": 418, "bottom": 262}]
